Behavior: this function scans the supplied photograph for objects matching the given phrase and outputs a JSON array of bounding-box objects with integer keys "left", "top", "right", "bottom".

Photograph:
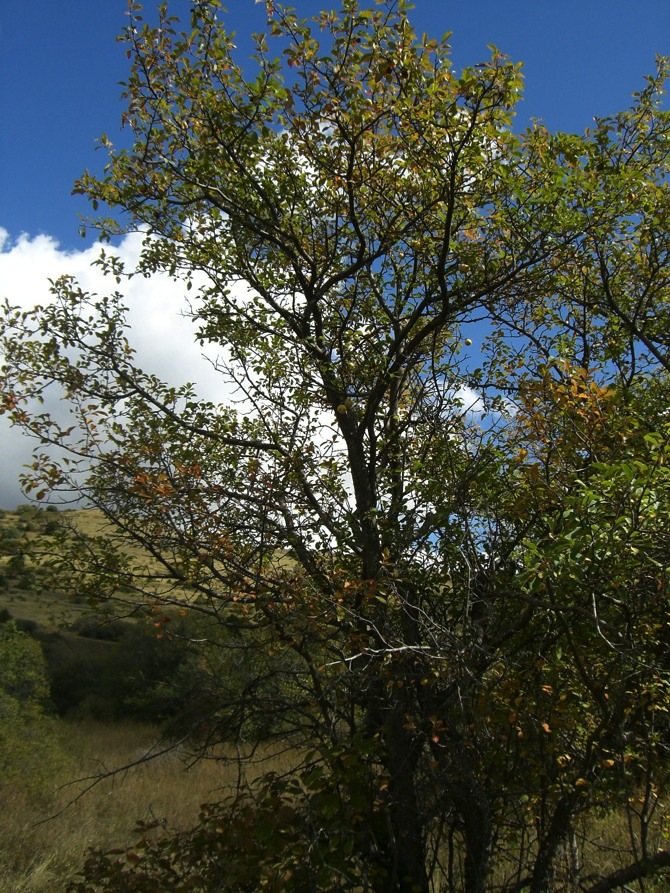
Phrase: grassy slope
[
  {"left": 0, "top": 505, "right": 195, "bottom": 631},
  {"left": 0, "top": 719, "right": 302, "bottom": 893}
]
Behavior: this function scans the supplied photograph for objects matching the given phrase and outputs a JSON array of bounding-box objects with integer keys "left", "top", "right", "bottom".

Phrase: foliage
[
  {"left": 0, "top": 621, "right": 69, "bottom": 801},
  {"left": 42, "top": 612, "right": 196, "bottom": 722},
  {"left": 0, "top": 504, "right": 63, "bottom": 589},
  {"left": 67, "top": 737, "right": 406, "bottom": 893},
  {"left": 0, "top": 619, "right": 50, "bottom": 706},
  {"left": 3, "top": 0, "right": 670, "bottom": 890}
]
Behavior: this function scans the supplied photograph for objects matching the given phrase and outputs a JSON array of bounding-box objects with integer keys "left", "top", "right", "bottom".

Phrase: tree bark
[
  {"left": 584, "top": 849, "right": 670, "bottom": 893},
  {"left": 384, "top": 724, "right": 430, "bottom": 893},
  {"left": 529, "top": 795, "right": 578, "bottom": 893},
  {"left": 451, "top": 776, "right": 493, "bottom": 893}
]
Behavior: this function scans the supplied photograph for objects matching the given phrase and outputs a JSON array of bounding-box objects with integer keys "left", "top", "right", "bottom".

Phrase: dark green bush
[
  {"left": 15, "top": 618, "right": 38, "bottom": 635},
  {"left": 43, "top": 617, "right": 197, "bottom": 723},
  {"left": 70, "top": 615, "right": 131, "bottom": 642},
  {"left": 0, "top": 622, "right": 69, "bottom": 800}
]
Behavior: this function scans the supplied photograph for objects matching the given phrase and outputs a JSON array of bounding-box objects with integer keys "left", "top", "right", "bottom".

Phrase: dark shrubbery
[
  {"left": 37, "top": 609, "right": 302, "bottom": 741},
  {"left": 42, "top": 619, "right": 191, "bottom": 723},
  {"left": 69, "top": 615, "right": 132, "bottom": 642},
  {"left": 0, "top": 622, "right": 69, "bottom": 801},
  {"left": 14, "top": 617, "right": 38, "bottom": 635}
]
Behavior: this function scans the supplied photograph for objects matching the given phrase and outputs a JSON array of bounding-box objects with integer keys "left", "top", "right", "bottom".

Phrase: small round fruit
[{"left": 464, "top": 338, "right": 472, "bottom": 347}]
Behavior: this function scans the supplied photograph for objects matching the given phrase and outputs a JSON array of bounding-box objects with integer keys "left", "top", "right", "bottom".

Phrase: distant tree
[
  {"left": 0, "top": 620, "right": 50, "bottom": 706},
  {"left": 3, "top": 1, "right": 670, "bottom": 890},
  {"left": 0, "top": 622, "right": 67, "bottom": 800}
]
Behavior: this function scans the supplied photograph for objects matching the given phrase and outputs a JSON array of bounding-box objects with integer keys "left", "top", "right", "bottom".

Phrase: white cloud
[
  {"left": 0, "top": 228, "right": 498, "bottom": 511},
  {"left": 0, "top": 228, "right": 225, "bottom": 508}
]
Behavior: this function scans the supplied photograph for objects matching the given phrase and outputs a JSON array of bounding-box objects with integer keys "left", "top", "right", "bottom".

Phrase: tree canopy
[{"left": 3, "top": 1, "right": 670, "bottom": 890}]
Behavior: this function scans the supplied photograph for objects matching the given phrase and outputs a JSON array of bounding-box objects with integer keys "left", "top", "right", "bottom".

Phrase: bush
[
  {"left": 70, "top": 615, "right": 131, "bottom": 642},
  {"left": 14, "top": 617, "right": 38, "bottom": 635},
  {"left": 44, "top": 618, "right": 198, "bottom": 723},
  {"left": 0, "top": 622, "right": 69, "bottom": 801},
  {"left": 1, "top": 524, "right": 21, "bottom": 541},
  {"left": 0, "top": 621, "right": 50, "bottom": 706},
  {"left": 14, "top": 504, "right": 36, "bottom": 516}
]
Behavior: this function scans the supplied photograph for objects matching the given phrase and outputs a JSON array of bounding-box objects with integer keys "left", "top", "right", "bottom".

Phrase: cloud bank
[
  {"left": 0, "top": 228, "right": 223, "bottom": 508},
  {"left": 0, "top": 227, "right": 490, "bottom": 511}
]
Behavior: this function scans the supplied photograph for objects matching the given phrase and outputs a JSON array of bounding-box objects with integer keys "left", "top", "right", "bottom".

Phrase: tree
[
  {"left": 2, "top": 1, "right": 670, "bottom": 889},
  {"left": 0, "top": 621, "right": 68, "bottom": 802}
]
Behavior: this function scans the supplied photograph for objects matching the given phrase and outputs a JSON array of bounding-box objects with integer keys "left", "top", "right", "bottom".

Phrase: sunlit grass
[
  {"left": 0, "top": 719, "right": 299, "bottom": 893},
  {"left": 2, "top": 716, "right": 669, "bottom": 892}
]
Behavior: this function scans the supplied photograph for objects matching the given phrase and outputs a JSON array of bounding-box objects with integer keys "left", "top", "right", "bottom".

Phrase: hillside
[{"left": 0, "top": 504, "right": 203, "bottom": 723}]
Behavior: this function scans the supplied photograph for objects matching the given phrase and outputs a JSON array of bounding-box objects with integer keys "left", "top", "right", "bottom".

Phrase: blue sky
[
  {"left": 0, "top": 0, "right": 669, "bottom": 506},
  {"left": 2, "top": 0, "right": 669, "bottom": 249}
]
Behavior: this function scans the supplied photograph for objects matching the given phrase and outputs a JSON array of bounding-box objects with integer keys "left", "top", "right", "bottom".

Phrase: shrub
[{"left": 0, "top": 622, "right": 69, "bottom": 801}]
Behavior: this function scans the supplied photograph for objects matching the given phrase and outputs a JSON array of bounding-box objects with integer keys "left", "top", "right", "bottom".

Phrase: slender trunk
[
  {"left": 451, "top": 776, "right": 493, "bottom": 893},
  {"left": 384, "top": 718, "right": 430, "bottom": 893},
  {"left": 530, "top": 795, "right": 578, "bottom": 893}
]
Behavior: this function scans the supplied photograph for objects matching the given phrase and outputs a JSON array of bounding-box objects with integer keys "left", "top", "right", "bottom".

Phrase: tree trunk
[
  {"left": 530, "top": 795, "right": 578, "bottom": 893},
  {"left": 384, "top": 724, "right": 431, "bottom": 893},
  {"left": 451, "top": 776, "right": 493, "bottom": 893}
]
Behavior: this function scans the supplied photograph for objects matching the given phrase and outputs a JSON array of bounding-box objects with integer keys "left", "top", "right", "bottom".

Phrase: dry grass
[
  {"left": 0, "top": 719, "right": 298, "bottom": 893},
  {"left": 0, "top": 588, "right": 90, "bottom": 632},
  {"left": 0, "top": 507, "right": 193, "bottom": 636},
  {"left": 2, "top": 716, "right": 667, "bottom": 893}
]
